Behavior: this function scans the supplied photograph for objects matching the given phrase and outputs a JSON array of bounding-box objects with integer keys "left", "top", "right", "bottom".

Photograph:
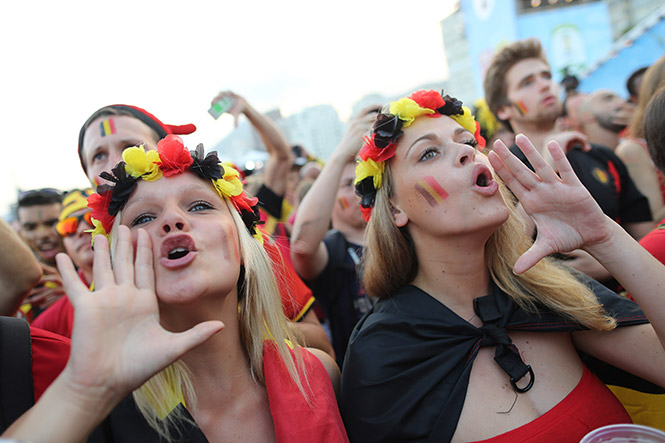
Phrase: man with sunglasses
[{"left": 32, "top": 190, "right": 94, "bottom": 338}]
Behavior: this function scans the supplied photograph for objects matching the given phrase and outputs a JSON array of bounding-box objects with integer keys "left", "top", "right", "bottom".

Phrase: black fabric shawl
[{"left": 339, "top": 279, "right": 648, "bottom": 443}]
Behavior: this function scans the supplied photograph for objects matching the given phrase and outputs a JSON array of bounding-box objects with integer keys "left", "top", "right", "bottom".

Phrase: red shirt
[{"left": 30, "top": 327, "right": 70, "bottom": 401}]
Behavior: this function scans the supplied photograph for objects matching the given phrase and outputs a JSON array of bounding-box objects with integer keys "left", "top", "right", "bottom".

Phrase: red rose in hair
[
  {"left": 87, "top": 190, "right": 115, "bottom": 233},
  {"left": 230, "top": 193, "right": 258, "bottom": 213},
  {"left": 360, "top": 206, "right": 372, "bottom": 222},
  {"left": 474, "top": 121, "right": 487, "bottom": 150},
  {"left": 359, "top": 134, "right": 396, "bottom": 162},
  {"left": 410, "top": 90, "right": 446, "bottom": 112},
  {"left": 156, "top": 135, "right": 193, "bottom": 176}
]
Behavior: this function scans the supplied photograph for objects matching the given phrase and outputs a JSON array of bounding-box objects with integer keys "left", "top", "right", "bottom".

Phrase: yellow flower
[
  {"left": 123, "top": 146, "right": 163, "bottom": 181},
  {"left": 210, "top": 162, "right": 243, "bottom": 198},
  {"left": 253, "top": 229, "right": 264, "bottom": 244},
  {"left": 355, "top": 158, "right": 385, "bottom": 190},
  {"left": 450, "top": 106, "right": 477, "bottom": 135},
  {"left": 473, "top": 99, "right": 498, "bottom": 139},
  {"left": 389, "top": 98, "right": 435, "bottom": 128},
  {"left": 86, "top": 218, "right": 108, "bottom": 246}
]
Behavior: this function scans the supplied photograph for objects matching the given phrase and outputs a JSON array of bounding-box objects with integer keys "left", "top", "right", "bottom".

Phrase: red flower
[
  {"left": 359, "top": 135, "right": 396, "bottom": 162},
  {"left": 87, "top": 190, "right": 115, "bottom": 233},
  {"left": 230, "top": 193, "right": 258, "bottom": 213},
  {"left": 409, "top": 90, "right": 445, "bottom": 112},
  {"left": 360, "top": 205, "right": 372, "bottom": 222},
  {"left": 156, "top": 135, "right": 193, "bottom": 177},
  {"left": 474, "top": 121, "right": 487, "bottom": 150}
]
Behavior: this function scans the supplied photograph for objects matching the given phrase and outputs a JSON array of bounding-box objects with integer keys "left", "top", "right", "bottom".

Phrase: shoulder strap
[{"left": 0, "top": 317, "right": 34, "bottom": 432}]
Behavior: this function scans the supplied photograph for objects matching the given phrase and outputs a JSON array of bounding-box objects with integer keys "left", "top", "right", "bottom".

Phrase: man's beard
[{"left": 595, "top": 113, "right": 627, "bottom": 134}]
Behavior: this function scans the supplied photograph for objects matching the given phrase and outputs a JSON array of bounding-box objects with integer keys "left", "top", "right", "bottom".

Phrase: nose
[
  {"left": 160, "top": 208, "right": 189, "bottom": 235},
  {"left": 76, "top": 216, "right": 92, "bottom": 238},
  {"left": 536, "top": 74, "right": 552, "bottom": 92},
  {"left": 457, "top": 143, "right": 476, "bottom": 166}
]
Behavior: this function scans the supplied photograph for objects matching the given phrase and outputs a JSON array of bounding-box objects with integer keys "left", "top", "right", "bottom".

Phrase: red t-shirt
[
  {"left": 30, "top": 327, "right": 70, "bottom": 401},
  {"left": 639, "top": 218, "right": 665, "bottom": 265},
  {"left": 32, "top": 295, "right": 75, "bottom": 338},
  {"left": 470, "top": 366, "right": 630, "bottom": 442}
]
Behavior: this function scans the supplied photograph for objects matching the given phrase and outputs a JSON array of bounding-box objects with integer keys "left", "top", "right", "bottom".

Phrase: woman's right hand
[{"left": 56, "top": 226, "right": 224, "bottom": 402}]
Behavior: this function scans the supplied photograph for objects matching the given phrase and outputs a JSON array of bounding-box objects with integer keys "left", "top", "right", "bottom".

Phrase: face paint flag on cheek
[
  {"left": 514, "top": 101, "right": 528, "bottom": 116},
  {"left": 339, "top": 197, "right": 349, "bottom": 210},
  {"left": 415, "top": 176, "right": 449, "bottom": 207},
  {"left": 100, "top": 118, "right": 116, "bottom": 137}
]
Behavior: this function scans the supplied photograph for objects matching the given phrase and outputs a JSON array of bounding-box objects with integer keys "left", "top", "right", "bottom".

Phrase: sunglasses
[{"left": 56, "top": 212, "right": 93, "bottom": 237}]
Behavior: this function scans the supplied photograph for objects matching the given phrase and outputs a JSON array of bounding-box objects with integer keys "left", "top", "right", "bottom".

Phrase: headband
[
  {"left": 87, "top": 135, "right": 262, "bottom": 244},
  {"left": 473, "top": 98, "right": 500, "bottom": 142},
  {"left": 59, "top": 188, "right": 94, "bottom": 222},
  {"left": 78, "top": 104, "right": 197, "bottom": 173},
  {"left": 354, "top": 90, "right": 486, "bottom": 221}
]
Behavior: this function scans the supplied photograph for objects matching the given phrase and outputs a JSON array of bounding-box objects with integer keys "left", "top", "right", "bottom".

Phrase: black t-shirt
[
  {"left": 305, "top": 230, "right": 373, "bottom": 366},
  {"left": 509, "top": 143, "right": 652, "bottom": 223}
]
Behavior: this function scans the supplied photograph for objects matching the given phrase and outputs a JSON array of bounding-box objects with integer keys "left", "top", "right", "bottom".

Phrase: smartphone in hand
[{"left": 208, "top": 96, "right": 235, "bottom": 119}]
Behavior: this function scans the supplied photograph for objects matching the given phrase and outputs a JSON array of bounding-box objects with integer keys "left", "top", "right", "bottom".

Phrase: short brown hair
[
  {"left": 644, "top": 86, "right": 665, "bottom": 174},
  {"left": 483, "top": 38, "right": 548, "bottom": 128}
]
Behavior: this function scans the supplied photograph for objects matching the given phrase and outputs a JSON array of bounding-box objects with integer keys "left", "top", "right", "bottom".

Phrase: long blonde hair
[
  {"left": 363, "top": 158, "right": 616, "bottom": 332},
  {"left": 111, "top": 196, "right": 308, "bottom": 441}
]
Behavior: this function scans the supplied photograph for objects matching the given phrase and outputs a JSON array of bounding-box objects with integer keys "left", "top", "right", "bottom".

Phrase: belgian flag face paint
[
  {"left": 514, "top": 101, "right": 528, "bottom": 116},
  {"left": 100, "top": 118, "right": 116, "bottom": 137},
  {"left": 415, "top": 176, "right": 449, "bottom": 207}
]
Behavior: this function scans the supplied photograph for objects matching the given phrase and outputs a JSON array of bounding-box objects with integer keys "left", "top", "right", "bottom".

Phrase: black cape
[{"left": 339, "top": 279, "right": 649, "bottom": 443}]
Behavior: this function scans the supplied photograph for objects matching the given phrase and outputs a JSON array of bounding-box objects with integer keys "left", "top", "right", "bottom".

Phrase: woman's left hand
[{"left": 488, "top": 134, "right": 612, "bottom": 274}]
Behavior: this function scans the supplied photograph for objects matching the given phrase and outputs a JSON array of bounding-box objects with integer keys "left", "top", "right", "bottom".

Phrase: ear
[
  {"left": 390, "top": 200, "right": 409, "bottom": 228},
  {"left": 496, "top": 102, "right": 513, "bottom": 122}
]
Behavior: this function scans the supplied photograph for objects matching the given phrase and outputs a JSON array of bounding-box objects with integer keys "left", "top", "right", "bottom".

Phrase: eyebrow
[
  {"left": 406, "top": 128, "right": 472, "bottom": 156},
  {"left": 122, "top": 183, "right": 217, "bottom": 212},
  {"left": 517, "top": 69, "right": 550, "bottom": 87}
]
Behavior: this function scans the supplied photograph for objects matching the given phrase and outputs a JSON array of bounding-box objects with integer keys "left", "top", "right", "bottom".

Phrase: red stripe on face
[{"left": 423, "top": 176, "right": 449, "bottom": 200}]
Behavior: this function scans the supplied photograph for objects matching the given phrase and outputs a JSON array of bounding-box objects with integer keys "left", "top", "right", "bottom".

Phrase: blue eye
[
  {"left": 92, "top": 151, "right": 107, "bottom": 163},
  {"left": 130, "top": 213, "right": 155, "bottom": 227},
  {"left": 190, "top": 201, "right": 213, "bottom": 212}
]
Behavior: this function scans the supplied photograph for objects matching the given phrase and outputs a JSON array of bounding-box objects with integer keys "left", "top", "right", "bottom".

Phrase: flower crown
[
  {"left": 87, "top": 135, "right": 262, "bottom": 244},
  {"left": 354, "top": 90, "right": 486, "bottom": 221}
]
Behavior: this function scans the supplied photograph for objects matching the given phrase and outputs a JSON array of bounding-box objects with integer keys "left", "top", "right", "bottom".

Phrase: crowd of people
[{"left": 2, "top": 37, "right": 665, "bottom": 442}]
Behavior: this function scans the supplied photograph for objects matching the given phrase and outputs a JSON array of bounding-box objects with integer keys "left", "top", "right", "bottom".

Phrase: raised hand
[
  {"left": 56, "top": 226, "right": 223, "bottom": 400},
  {"left": 488, "top": 134, "right": 612, "bottom": 274},
  {"left": 211, "top": 90, "right": 246, "bottom": 127},
  {"left": 335, "top": 105, "right": 381, "bottom": 162},
  {"left": 24, "top": 263, "right": 65, "bottom": 311}
]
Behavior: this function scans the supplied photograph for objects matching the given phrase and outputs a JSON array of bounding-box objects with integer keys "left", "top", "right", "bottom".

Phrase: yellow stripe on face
[{"left": 415, "top": 176, "right": 449, "bottom": 207}]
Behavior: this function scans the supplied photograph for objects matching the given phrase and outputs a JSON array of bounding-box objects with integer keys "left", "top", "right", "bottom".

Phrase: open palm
[
  {"left": 488, "top": 134, "right": 612, "bottom": 274},
  {"left": 56, "top": 226, "right": 223, "bottom": 400}
]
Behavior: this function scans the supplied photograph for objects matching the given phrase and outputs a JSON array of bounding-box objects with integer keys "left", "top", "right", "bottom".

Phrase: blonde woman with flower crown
[
  {"left": 339, "top": 90, "right": 665, "bottom": 442},
  {"left": 4, "top": 135, "right": 347, "bottom": 443}
]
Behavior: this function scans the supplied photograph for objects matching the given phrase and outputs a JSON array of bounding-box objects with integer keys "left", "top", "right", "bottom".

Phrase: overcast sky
[{"left": 1, "top": 0, "right": 455, "bottom": 217}]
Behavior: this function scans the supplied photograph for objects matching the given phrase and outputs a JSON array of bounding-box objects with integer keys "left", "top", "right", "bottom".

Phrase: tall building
[
  {"left": 212, "top": 104, "right": 344, "bottom": 167},
  {"left": 280, "top": 105, "right": 344, "bottom": 161}
]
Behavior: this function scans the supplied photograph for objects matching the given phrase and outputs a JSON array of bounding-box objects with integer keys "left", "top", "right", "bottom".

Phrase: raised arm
[
  {"left": 290, "top": 108, "right": 376, "bottom": 280},
  {"left": 0, "top": 218, "right": 41, "bottom": 315},
  {"left": 3, "top": 227, "right": 223, "bottom": 443},
  {"left": 489, "top": 135, "right": 665, "bottom": 386},
  {"left": 212, "top": 91, "right": 292, "bottom": 195}
]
